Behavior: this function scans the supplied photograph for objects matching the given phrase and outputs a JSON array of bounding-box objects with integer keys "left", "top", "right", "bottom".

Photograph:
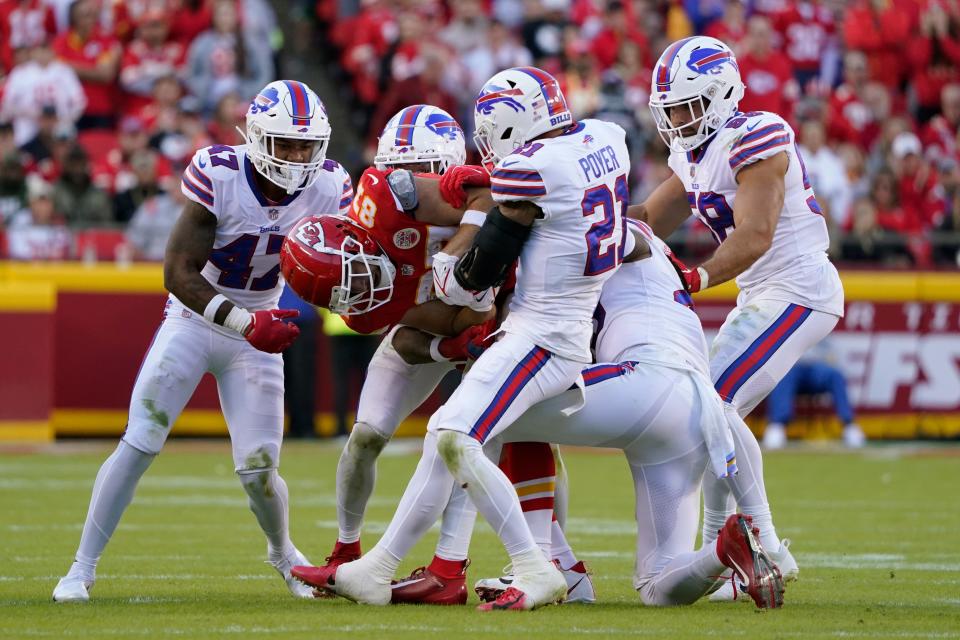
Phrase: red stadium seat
[{"left": 75, "top": 229, "right": 127, "bottom": 262}]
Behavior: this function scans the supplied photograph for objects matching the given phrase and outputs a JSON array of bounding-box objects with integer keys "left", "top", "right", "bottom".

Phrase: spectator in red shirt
[
  {"left": 119, "top": 8, "right": 187, "bottom": 117},
  {"left": 704, "top": 1, "right": 747, "bottom": 52},
  {"left": 922, "top": 83, "right": 960, "bottom": 161},
  {"left": 136, "top": 73, "right": 182, "bottom": 134},
  {"left": 891, "top": 131, "right": 945, "bottom": 232},
  {"left": 907, "top": 0, "right": 960, "bottom": 122},
  {"left": 843, "top": 0, "right": 913, "bottom": 91},
  {"left": 589, "top": 1, "right": 648, "bottom": 72},
  {"left": 206, "top": 92, "right": 245, "bottom": 145},
  {"left": 0, "top": 0, "right": 57, "bottom": 72},
  {"left": 93, "top": 114, "right": 172, "bottom": 196},
  {"left": 771, "top": 0, "right": 837, "bottom": 92},
  {"left": 53, "top": 0, "right": 122, "bottom": 130},
  {"left": 339, "top": 0, "right": 397, "bottom": 106},
  {"left": 736, "top": 15, "right": 799, "bottom": 118},
  {"left": 828, "top": 50, "right": 882, "bottom": 149},
  {"left": 168, "top": 0, "right": 213, "bottom": 46},
  {"left": 365, "top": 43, "right": 457, "bottom": 163}
]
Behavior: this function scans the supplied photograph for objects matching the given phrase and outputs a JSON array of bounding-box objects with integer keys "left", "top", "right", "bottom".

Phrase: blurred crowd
[
  {"left": 317, "top": 0, "right": 960, "bottom": 267},
  {"left": 2, "top": 0, "right": 960, "bottom": 268},
  {"left": 0, "top": 0, "right": 279, "bottom": 261}
]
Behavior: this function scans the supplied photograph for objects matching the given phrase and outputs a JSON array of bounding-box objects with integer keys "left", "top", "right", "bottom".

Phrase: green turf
[{"left": 1, "top": 440, "right": 959, "bottom": 639}]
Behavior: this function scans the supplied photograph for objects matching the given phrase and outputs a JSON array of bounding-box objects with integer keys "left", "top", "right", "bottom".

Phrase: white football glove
[{"left": 432, "top": 252, "right": 495, "bottom": 312}]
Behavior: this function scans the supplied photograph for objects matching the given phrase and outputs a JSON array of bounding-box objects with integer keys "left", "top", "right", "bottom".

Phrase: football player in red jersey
[{"left": 282, "top": 105, "right": 498, "bottom": 605}]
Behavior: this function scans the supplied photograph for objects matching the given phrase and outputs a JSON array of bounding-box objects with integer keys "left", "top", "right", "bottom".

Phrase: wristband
[
  {"left": 461, "top": 209, "right": 487, "bottom": 227},
  {"left": 223, "top": 306, "right": 253, "bottom": 335},
  {"left": 697, "top": 266, "right": 710, "bottom": 290},
  {"left": 429, "top": 336, "right": 449, "bottom": 362},
  {"left": 203, "top": 294, "right": 229, "bottom": 323}
]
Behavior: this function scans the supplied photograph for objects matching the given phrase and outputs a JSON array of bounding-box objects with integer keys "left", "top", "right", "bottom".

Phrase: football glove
[
  {"left": 432, "top": 251, "right": 495, "bottom": 312},
  {"left": 244, "top": 309, "right": 300, "bottom": 353},
  {"left": 438, "top": 318, "right": 498, "bottom": 362},
  {"left": 438, "top": 164, "right": 491, "bottom": 208}
]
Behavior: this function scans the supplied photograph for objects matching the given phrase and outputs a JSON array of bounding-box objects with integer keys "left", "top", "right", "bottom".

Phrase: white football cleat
[
  {"left": 762, "top": 423, "right": 787, "bottom": 450},
  {"left": 475, "top": 560, "right": 595, "bottom": 604},
  {"left": 710, "top": 538, "right": 798, "bottom": 603},
  {"left": 477, "top": 560, "right": 566, "bottom": 611},
  {"left": 268, "top": 546, "right": 316, "bottom": 599},
  {"left": 559, "top": 560, "right": 595, "bottom": 603},
  {"left": 474, "top": 563, "right": 515, "bottom": 602},
  {"left": 53, "top": 575, "right": 94, "bottom": 602},
  {"left": 843, "top": 423, "right": 866, "bottom": 448}
]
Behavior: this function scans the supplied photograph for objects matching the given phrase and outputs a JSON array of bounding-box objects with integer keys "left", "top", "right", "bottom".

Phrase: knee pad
[{"left": 235, "top": 443, "right": 280, "bottom": 474}]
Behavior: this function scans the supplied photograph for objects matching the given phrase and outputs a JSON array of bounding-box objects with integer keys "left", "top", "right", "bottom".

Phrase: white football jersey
[
  {"left": 490, "top": 119, "right": 631, "bottom": 362},
  {"left": 172, "top": 143, "right": 353, "bottom": 334},
  {"left": 668, "top": 111, "right": 843, "bottom": 316},
  {"left": 595, "top": 220, "right": 710, "bottom": 377}
]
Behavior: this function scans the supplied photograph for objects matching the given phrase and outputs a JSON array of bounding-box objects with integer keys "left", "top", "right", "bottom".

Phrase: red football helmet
[{"left": 280, "top": 215, "right": 396, "bottom": 315}]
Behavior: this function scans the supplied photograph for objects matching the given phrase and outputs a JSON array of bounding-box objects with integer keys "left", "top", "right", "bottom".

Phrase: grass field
[{"left": 1, "top": 439, "right": 959, "bottom": 639}]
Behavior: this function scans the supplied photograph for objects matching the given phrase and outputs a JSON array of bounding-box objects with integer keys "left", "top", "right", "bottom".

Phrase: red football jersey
[{"left": 343, "top": 167, "right": 454, "bottom": 335}]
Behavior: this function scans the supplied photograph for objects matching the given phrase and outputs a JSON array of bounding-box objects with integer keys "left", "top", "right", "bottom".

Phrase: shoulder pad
[{"left": 386, "top": 169, "right": 419, "bottom": 212}]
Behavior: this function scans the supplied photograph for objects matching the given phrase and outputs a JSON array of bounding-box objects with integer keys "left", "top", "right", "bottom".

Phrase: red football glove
[
  {"left": 244, "top": 309, "right": 301, "bottom": 353},
  {"left": 439, "top": 164, "right": 491, "bottom": 208},
  {"left": 665, "top": 250, "right": 703, "bottom": 294},
  {"left": 438, "top": 318, "right": 497, "bottom": 362}
]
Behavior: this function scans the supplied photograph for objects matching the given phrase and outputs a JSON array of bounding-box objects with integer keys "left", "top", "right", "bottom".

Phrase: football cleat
[
  {"left": 560, "top": 560, "right": 596, "bottom": 604},
  {"left": 390, "top": 561, "right": 469, "bottom": 605},
  {"left": 476, "top": 560, "right": 595, "bottom": 604},
  {"left": 710, "top": 538, "right": 798, "bottom": 603},
  {"left": 294, "top": 540, "right": 361, "bottom": 597},
  {"left": 268, "top": 546, "right": 316, "bottom": 599},
  {"left": 843, "top": 423, "right": 866, "bottom": 448},
  {"left": 476, "top": 561, "right": 566, "bottom": 611},
  {"left": 476, "top": 586, "right": 531, "bottom": 611},
  {"left": 474, "top": 563, "right": 514, "bottom": 603},
  {"left": 52, "top": 575, "right": 93, "bottom": 603},
  {"left": 290, "top": 563, "right": 337, "bottom": 597},
  {"left": 716, "top": 514, "right": 785, "bottom": 609}
]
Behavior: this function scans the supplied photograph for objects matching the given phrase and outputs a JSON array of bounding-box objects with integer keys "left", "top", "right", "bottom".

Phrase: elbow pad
[{"left": 454, "top": 206, "right": 531, "bottom": 291}]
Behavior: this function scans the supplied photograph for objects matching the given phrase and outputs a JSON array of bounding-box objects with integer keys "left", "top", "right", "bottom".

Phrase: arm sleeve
[
  {"left": 728, "top": 116, "right": 794, "bottom": 174},
  {"left": 180, "top": 148, "right": 217, "bottom": 216}
]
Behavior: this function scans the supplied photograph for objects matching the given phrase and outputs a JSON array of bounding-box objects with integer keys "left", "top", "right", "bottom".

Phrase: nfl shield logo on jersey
[{"left": 268, "top": 208, "right": 280, "bottom": 220}]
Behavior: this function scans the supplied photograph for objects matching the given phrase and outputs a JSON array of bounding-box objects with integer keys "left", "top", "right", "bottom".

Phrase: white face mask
[{"left": 242, "top": 125, "right": 329, "bottom": 194}]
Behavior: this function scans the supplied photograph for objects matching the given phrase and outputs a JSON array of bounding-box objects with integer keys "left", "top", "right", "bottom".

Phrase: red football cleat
[
  {"left": 290, "top": 563, "right": 338, "bottom": 596},
  {"left": 716, "top": 514, "right": 785, "bottom": 609},
  {"left": 476, "top": 586, "right": 530, "bottom": 611},
  {"left": 390, "top": 560, "right": 469, "bottom": 605},
  {"left": 291, "top": 540, "right": 360, "bottom": 597}
]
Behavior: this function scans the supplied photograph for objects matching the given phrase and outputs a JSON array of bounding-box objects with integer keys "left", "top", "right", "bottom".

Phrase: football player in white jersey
[
  {"left": 479, "top": 220, "right": 784, "bottom": 609},
  {"left": 633, "top": 36, "right": 842, "bottom": 598},
  {"left": 293, "top": 67, "right": 631, "bottom": 611},
  {"left": 52, "top": 80, "right": 352, "bottom": 603}
]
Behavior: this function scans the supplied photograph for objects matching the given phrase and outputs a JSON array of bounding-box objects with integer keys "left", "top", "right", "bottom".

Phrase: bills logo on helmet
[
  {"left": 686, "top": 48, "right": 737, "bottom": 75},
  {"left": 425, "top": 113, "right": 463, "bottom": 140},
  {"left": 476, "top": 86, "right": 526, "bottom": 114},
  {"left": 250, "top": 86, "right": 280, "bottom": 114}
]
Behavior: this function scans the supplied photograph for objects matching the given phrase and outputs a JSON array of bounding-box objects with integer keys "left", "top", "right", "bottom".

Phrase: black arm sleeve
[{"left": 454, "top": 206, "right": 532, "bottom": 290}]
